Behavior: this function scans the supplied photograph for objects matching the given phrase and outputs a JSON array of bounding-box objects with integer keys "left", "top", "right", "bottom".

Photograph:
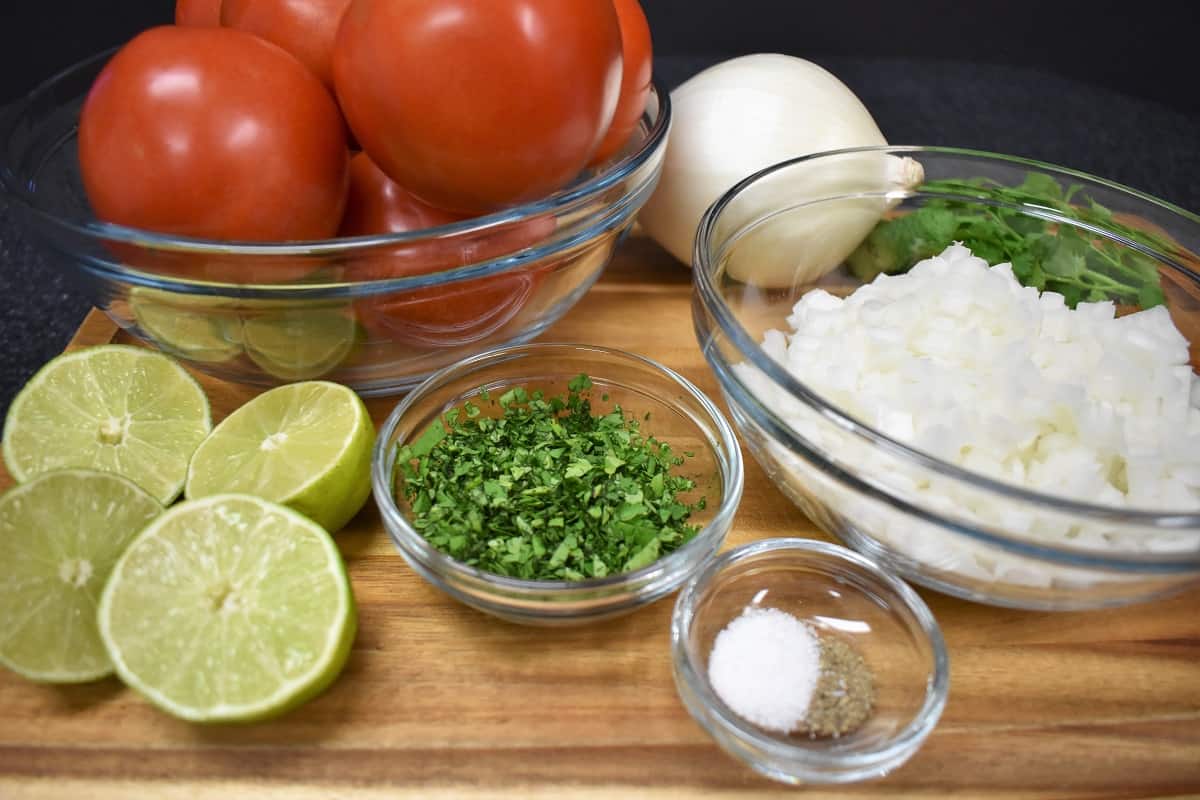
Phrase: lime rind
[
  {"left": 2, "top": 345, "right": 212, "bottom": 504},
  {"left": 130, "top": 289, "right": 245, "bottom": 364},
  {"left": 242, "top": 308, "right": 358, "bottom": 381},
  {"left": 184, "top": 381, "right": 374, "bottom": 532},
  {"left": 97, "top": 493, "right": 356, "bottom": 723},
  {"left": 0, "top": 469, "right": 162, "bottom": 683}
]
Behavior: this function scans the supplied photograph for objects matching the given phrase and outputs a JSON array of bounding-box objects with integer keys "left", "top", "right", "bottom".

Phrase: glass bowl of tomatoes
[{"left": 0, "top": 39, "right": 669, "bottom": 395}]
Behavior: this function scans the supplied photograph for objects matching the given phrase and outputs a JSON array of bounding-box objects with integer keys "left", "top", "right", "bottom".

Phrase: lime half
[
  {"left": 185, "top": 382, "right": 373, "bottom": 532},
  {"left": 130, "top": 288, "right": 244, "bottom": 364},
  {"left": 3, "top": 345, "right": 212, "bottom": 504},
  {"left": 98, "top": 494, "right": 356, "bottom": 722},
  {"left": 243, "top": 308, "right": 358, "bottom": 381},
  {"left": 0, "top": 469, "right": 161, "bottom": 682}
]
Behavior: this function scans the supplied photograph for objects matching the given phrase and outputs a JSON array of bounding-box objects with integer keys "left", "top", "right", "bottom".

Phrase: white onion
[
  {"left": 735, "top": 244, "right": 1200, "bottom": 588},
  {"left": 640, "top": 54, "right": 922, "bottom": 286},
  {"left": 761, "top": 244, "right": 1200, "bottom": 510}
]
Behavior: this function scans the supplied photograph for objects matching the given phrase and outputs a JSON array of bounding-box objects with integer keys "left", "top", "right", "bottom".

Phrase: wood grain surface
[{"left": 1, "top": 236, "right": 1199, "bottom": 799}]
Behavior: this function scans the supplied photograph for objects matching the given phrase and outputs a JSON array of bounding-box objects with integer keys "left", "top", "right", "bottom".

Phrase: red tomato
[
  {"left": 107, "top": 246, "right": 323, "bottom": 285},
  {"left": 221, "top": 0, "right": 351, "bottom": 90},
  {"left": 339, "top": 153, "right": 463, "bottom": 237},
  {"left": 590, "top": 0, "right": 654, "bottom": 165},
  {"left": 332, "top": 0, "right": 622, "bottom": 214},
  {"left": 356, "top": 272, "right": 540, "bottom": 347},
  {"left": 78, "top": 26, "right": 349, "bottom": 245},
  {"left": 175, "top": 0, "right": 222, "bottom": 26},
  {"left": 340, "top": 153, "right": 555, "bottom": 345}
]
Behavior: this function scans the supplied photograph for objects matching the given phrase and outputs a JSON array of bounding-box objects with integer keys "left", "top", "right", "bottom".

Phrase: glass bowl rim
[
  {"left": 0, "top": 46, "right": 672, "bottom": 292},
  {"left": 370, "top": 340, "right": 746, "bottom": 594},
  {"left": 670, "top": 536, "right": 950, "bottom": 772},
  {"left": 693, "top": 144, "right": 1200, "bottom": 535}
]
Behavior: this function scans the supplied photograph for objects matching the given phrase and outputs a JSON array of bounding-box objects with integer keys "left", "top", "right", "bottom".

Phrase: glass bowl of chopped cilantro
[
  {"left": 671, "top": 538, "right": 949, "bottom": 784},
  {"left": 693, "top": 146, "right": 1200, "bottom": 610},
  {"left": 371, "top": 342, "right": 744, "bottom": 624}
]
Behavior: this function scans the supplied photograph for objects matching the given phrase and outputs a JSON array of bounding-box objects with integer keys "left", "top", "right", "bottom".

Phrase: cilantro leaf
[
  {"left": 846, "top": 172, "right": 1173, "bottom": 309},
  {"left": 394, "top": 376, "right": 705, "bottom": 581}
]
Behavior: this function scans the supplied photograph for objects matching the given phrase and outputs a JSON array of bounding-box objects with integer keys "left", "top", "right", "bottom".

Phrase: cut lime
[
  {"left": 3, "top": 345, "right": 212, "bottom": 504},
  {"left": 98, "top": 494, "right": 356, "bottom": 722},
  {"left": 185, "top": 381, "right": 373, "bottom": 532},
  {"left": 242, "top": 307, "right": 358, "bottom": 381},
  {"left": 0, "top": 469, "right": 161, "bottom": 683},
  {"left": 130, "top": 288, "right": 244, "bottom": 364}
]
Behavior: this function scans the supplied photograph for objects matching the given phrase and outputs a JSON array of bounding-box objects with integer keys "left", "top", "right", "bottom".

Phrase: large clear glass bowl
[
  {"left": 693, "top": 146, "right": 1200, "bottom": 610},
  {"left": 0, "top": 50, "right": 670, "bottom": 395}
]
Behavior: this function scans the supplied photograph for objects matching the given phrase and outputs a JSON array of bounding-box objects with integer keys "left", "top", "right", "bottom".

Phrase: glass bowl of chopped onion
[
  {"left": 371, "top": 342, "right": 744, "bottom": 624},
  {"left": 670, "top": 537, "right": 949, "bottom": 784},
  {"left": 692, "top": 146, "right": 1200, "bottom": 610}
]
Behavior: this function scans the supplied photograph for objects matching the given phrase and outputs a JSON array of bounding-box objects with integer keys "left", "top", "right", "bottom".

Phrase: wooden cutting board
[{"left": 2, "top": 235, "right": 1199, "bottom": 799}]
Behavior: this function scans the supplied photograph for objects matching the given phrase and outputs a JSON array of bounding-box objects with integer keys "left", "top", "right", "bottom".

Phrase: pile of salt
[{"left": 706, "top": 606, "right": 820, "bottom": 733}]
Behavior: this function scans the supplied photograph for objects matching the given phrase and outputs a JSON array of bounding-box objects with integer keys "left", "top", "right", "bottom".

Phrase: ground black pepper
[{"left": 795, "top": 635, "right": 876, "bottom": 739}]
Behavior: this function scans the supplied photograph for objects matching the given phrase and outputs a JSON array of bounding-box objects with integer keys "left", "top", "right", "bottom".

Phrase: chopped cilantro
[
  {"left": 394, "top": 374, "right": 706, "bottom": 581},
  {"left": 846, "top": 173, "right": 1169, "bottom": 308}
]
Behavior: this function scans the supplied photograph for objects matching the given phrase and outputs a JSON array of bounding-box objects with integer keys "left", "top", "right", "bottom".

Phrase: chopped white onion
[{"left": 736, "top": 244, "right": 1200, "bottom": 588}]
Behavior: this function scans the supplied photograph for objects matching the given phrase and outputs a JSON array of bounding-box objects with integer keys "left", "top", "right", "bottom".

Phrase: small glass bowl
[
  {"left": 371, "top": 342, "right": 745, "bottom": 624},
  {"left": 671, "top": 538, "right": 949, "bottom": 784}
]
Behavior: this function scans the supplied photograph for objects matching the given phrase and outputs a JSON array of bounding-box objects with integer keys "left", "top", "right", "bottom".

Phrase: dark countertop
[{"left": 1, "top": 54, "right": 1197, "bottom": 414}]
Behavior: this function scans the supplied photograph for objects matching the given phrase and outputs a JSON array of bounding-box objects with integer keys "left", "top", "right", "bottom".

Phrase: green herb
[
  {"left": 846, "top": 173, "right": 1170, "bottom": 308},
  {"left": 394, "top": 374, "right": 706, "bottom": 581}
]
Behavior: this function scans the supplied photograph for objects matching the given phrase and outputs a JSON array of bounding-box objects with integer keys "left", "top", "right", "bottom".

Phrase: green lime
[
  {"left": 3, "top": 345, "right": 212, "bottom": 504},
  {"left": 242, "top": 307, "right": 358, "bottom": 381},
  {"left": 130, "top": 288, "right": 244, "bottom": 364},
  {"left": 185, "top": 381, "right": 373, "bottom": 532},
  {"left": 98, "top": 494, "right": 356, "bottom": 722},
  {"left": 0, "top": 469, "right": 161, "bottom": 683}
]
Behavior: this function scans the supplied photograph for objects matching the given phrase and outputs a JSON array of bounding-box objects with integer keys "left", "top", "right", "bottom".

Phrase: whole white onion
[{"left": 640, "top": 53, "right": 922, "bottom": 287}]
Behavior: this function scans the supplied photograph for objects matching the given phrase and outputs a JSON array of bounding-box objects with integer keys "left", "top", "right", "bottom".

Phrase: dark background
[
  {"left": 2, "top": 1, "right": 1197, "bottom": 112},
  {"left": 0, "top": 1, "right": 1197, "bottom": 410}
]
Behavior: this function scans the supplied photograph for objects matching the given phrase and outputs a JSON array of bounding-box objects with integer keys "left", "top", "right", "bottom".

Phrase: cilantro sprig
[
  {"left": 394, "top": 375, "right": 706, "bottom": 581},
  {"left": 846, "top": 172, "right": 1170, "bottom": 308}
]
